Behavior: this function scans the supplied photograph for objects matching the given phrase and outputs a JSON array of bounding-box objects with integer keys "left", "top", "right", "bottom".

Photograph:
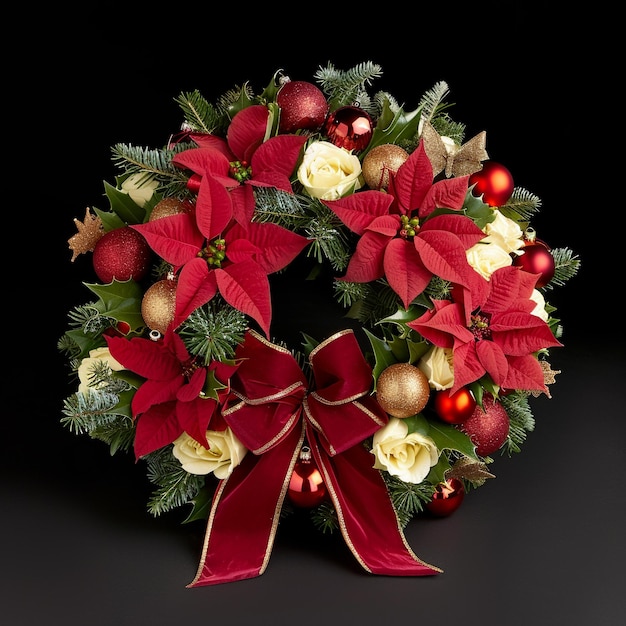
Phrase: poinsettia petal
[
  {"left": 230, "top": 184, "right": 256, "bottom": 226},
  {"left": 190, "top": 133, "right": 234, "bottom": 161},
  {"left": 491, "top": 311, "right": 562, "bottom": 355},
  {"left": 408, "top": 301, "right": 472, "bottom": 347},
  {"left": 342, "top": 230, "right": 390, "bottom": 283},
  {"left": 132, "top": 377, "right": 184, "bottom": 416},
  {"left": 391, "top": 142, "right": 433, "bottom": 215},
  {"left": 217, "top": 262, "right": 272, "bottom": 337},
  {"left": 383, "top": 238, "right": 431, "bottom": 309},
  {"left": 228, "top": 222, "right": 310, "bottom": 274},
  {"left": 226, "top": 105, "right": 269, "bottom": 162},
  {"left": 132, "top": 214, "right": 204, "bottom": 268},
  {"left": 177, "top": 367, "right": 207, "bottom": 403},
  {"left": 420, "top": 213, "right": 485, "bottom": 248},
  {"left": 448, "top": 341, "right": 486, "bottom": 394},
  {"left": 323, "top": 191, "right": 395, "bottom": 235},
  {"left": 179, "top": 396, "right": 219, "bottom": 449},
  {"left": 475, "top": 339, "right": 509, "bottom": 387},
  {"left": 173, "top": 147, "right": 234, "bottom": 188},
  {"left": 134, "top": 401, "right": 182, "bottom": 459},
  {"left": 251, "top": 134, "right": 308, "bottom": 180},
  {"left": 105, "top": 335, "right": 181, "bottom": 381},
  {"left": 174, "top": 257, "right": 219, "bottom": 328},
  {"left": 502, "top": 355, "right": 548, "bottom": 392},
  {"left": 415, "top": 229, "right": 477, "bottom": 287},
  {"left": 420, "top": 175, "right": 470, "bottom": 217},
  {"left": 196, "top": 174, "right": 234, "bottom": 240}
]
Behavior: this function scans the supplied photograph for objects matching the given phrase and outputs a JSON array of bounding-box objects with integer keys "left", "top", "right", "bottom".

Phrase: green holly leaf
[
  {"left": 102, "top": 180, "right": 148, "bottom": 226},
  {"left": 64, "top": 328, "right": 105, "bottom": 359},
  {"left": 84, "top": 280, "right": 144, "bottom": 331},
  {"left": 463, "top": 190, "right": 495, "bottom": 229},
  {"left": 425, "top": 418, "right": 478, "bottom": 459},
  {"left": 202, "top": 368, "right": 228, "bottom": 402},
  {"left": 426, "top": 454, "right": 452, "bottom": 486},
  {"left": 364, "top": 99, "right": 422, "bottom": 157},
  {"left": 364, "top": 328, "right": 396, "bottom": 381},
  {"left": 183, "top": 485, "right": 213, "bottom": 523}
]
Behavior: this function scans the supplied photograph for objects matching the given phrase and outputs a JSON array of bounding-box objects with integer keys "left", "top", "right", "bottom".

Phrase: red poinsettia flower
[
  {"left": 322, "top": 142, "right": 485, "bottom": 309},
  {"left": 172, "top": 105, "right": 308, "bottom": 227},
  {"left": 407, "top": 265, "right": 562, "bottom": 395},
  {"left": 105, "top": 329, "right": 239, "bottom": 460},
  {"left": 132, "top": 209, "right": 309, "bottom": 336}
]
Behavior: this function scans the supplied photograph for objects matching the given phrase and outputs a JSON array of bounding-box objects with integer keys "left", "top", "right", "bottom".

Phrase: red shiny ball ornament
[
  {"left": 513, "top": 239, "right": 555, "bottom": 288},
  {"left": 461, "top": 394, "right": 510, "bottom": 457},
  {"left": 287, "top": 457, "right": 327, "bottom": 508},
  {"left": 469, "top": 160, "right": 514, "bottom": 207},
  {"left": 92, "top": 227, "right": 152, "bottom": 284},
  {"left": 425, "top": 478, "right": 465, "bottom": 517},
  {"left": 324, "top": 106, "right": 373, "bottom": 152},
  {"left": 433, "top": 387, "right": 476, "bottom": 424},
  {"left": 276, "top": 80, "right": 329, "bottom": 133}
]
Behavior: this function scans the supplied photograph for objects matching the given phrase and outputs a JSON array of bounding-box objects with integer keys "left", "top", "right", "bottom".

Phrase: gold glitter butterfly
[{"left": 421, "top": 121, "right": 489, "bottom": 178}]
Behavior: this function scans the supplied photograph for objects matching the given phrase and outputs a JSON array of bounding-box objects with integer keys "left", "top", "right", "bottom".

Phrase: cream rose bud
[
  {"left": 529, "top": 288, "right": 549, "bottom": 321},
  {"left": 419, "top": 346, "right": 454, "bottom": 391},
  {"left": 172, "top": 428, "right": 248, "bottom": 479},
  {"left": 483, "top": 209, "right": 525, "bottom": 255},
  {"left": 77, "top": 347, "right": 125, "bottom": 393},
  {"left": 297, "top": 141, "right": 363, "bottom": 200},
  {"left": 466, "top": 240, "right": 513, "bottom": 279},
  {"left": 120, "top": 172, "right": 158, "bottom": 207},
  {"left": 371, "top": 418, "right": 439, "bottom": 484}
]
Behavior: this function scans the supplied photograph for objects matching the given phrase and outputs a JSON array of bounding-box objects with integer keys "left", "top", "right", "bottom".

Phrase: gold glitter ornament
[
  {"left": 375, "top": 363, "right": 430, "bottom": 418},
  {"left": 362, "top": 144, "right": 410, "bottom": 190},
  {"left": 149, "top": 197, "right": 187, "bottom": 221},
  {"left": 141, "top": 278, "right": 177, "bottom": 334}
]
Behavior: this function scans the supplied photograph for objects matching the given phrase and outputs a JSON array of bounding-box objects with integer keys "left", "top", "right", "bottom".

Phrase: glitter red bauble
[
  {"left": 276, "top": 80, "right": 329, "bottom": 133},
  {"left": 469, "top": 160, "right": 514, "bottom": 207},
  {"left": 513, "top": 239, "right": 555, "bottom": 288},
  {"left": 433, "top": 387, "right": 476, "bottom": 424},
  {"left": 92, "top": 227, "right": 152, "bottom": 284},
  {"left": 324, "top": 106, "right": 373, "bottom": 152},
  {"left": 461, "top": 394, "right": 510, "bottom": 457},
  {"left": 425, "top": 478, "right": 465, "bottom": 517},
  {"left": 287, "top": 458, "right": 327, "bottom": 508}
]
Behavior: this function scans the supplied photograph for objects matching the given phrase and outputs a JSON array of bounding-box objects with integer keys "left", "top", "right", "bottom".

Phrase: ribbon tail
[
  {"left": 309, "top": 433, "right": 442, "bottom": 577},
  {"left": 188, "top": 424, "right": 304, "bottom": 586}
]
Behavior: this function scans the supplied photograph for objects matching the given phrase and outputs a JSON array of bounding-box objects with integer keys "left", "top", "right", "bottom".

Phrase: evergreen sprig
[
  {"left": 501, "top": 393, "right": 535, "bottom": 454},
  {"left": 383, "top": 473, "right": 436, "bottom": 528},
  {"left": 502, "top": 187, "right": 542, "bottom": 223},
  {"left": 174, "top": 89, "right": 229, "bottom": 135},
  {"left": 543, "top": 247, "right": 581, "bottom": 290},
  {"left": 314, "top": 61, "right": 383, "bottom": 110}
]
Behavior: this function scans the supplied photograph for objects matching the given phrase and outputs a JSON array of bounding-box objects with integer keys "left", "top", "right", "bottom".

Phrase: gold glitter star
[
  {"left": 68, "top": 208, "right": 104, "bottom": 262},
  {"left": 530, "top": 360, "right": 561, "bottom": 398}
]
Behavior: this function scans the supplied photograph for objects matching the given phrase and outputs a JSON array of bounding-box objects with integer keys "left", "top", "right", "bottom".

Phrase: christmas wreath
[{"left": 59, "top": 61, "right": 580, "bottom": 587}]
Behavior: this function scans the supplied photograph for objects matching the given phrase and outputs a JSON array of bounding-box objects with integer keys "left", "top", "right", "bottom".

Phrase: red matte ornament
[
  {"left": 513, "top": 236, "right": 555, "bottom": 288},
  {"left": 276, "top": 80, "right": 329, "bottom": 133},
  {"left": 433, "top": 387, "right": 476, "bottom": 424},
  {"left": 461, "top": 394, "right": 510, "bottom": 457},
  {"left": 425, "top": 478, "right": 465, "bottom": 516},
  {"left": 287, "top": 447, "right": 328, "bottom": 508},
  {"left": 469, "top": 160, "right": 514, "bottom": 207},
  {"left": 324, "top": 106, "right": 373, "bottom": 152}
]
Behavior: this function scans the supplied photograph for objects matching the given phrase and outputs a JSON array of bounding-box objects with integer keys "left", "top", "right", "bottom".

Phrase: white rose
[
  {"left": 77, "top": 347, "right": 125, "bottom": 393},
  {"left": 483, "top": 209, "right": 525, "bottom": 255},
  {"left": 419, "top": 346, "right": 454, "bottom": 391},
  {"left": 529, "top": 289, "right": 549, "bottom": 321},
  {"left": 172, "top": 428, "right": 248, "bottom": 479},
  {"left": 120, "top": 172, "right": 158, "bottom": 207},
  {"left": 297, "top": 141, "right": 363, "bottom": 200},
  {"left": 467, "top": 240, "right": 513, "bottom": 279},
  {"left": 371, "top": 417, "right": 438, "bottom": 484}
]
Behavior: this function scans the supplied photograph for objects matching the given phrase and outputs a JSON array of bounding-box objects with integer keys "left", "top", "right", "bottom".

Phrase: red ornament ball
[
  {"left": 92, "top": 227, "right": 152, "bottom": 284},
  {"left": 513, "top": 238, "right": 555, "bottom": 288},
  {"left": 469, "top": 160, "right": 514, "bottom": 207},
  {"left": 276, "top": 80, "right": 329, "bottom": 133},
  {"left": 324, "top": 106, "right": 373, "bottom": 152},
  {"left": 425, "top": 478, "right": 465, "bottom": 517},
  {"left": 461, "top": 394, "right": 510, "bottom": 457},
  {"left": 433, "top": 387, "right": 476, "bottom": 424},
  {"left": 287, "top": 456, "right": 327, "bottom": 508}
]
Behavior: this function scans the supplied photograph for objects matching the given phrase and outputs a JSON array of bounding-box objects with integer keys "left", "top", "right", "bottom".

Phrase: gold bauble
[
  {"left": 362, "top": 144, "right": 410, "bottom": 190},
  {"left": 375, "top": 363, "right": 430, "bottom": 418},
  {"left": 149, "top": 198, "right": 186, "bottom": 221},
  {"left": 141, "top": 279, "right": 177, "bottom": 334}
]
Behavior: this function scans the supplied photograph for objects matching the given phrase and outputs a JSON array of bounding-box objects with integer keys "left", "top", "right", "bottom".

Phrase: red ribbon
[{"left": 188, "top": 329, "right": 442, "bottom": 586}]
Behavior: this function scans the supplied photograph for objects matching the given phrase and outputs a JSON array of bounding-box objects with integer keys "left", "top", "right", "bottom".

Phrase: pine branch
[
  {"left": 144, "top": 447, "right": 206, "bottom": 516},
  {"left": 310, "top": 501, "right": 340, "bottom": 534},
  {"left": 501, "top": 393, "right": 535, "bottom": 454},
  {"left": 174, "top": 89, "right": 229, "bottom": 135},
  {"left": 501, "top": 187, "right": 542, "bottom": 223},
  {"left": 314, "top": 61, "right": 383, "bottom": 108},
  {"left": 542, "top": 247, "right": 581, "bottom": 291},
  {"left": 383, "top": 473, "right": 436, "bottom": 528},
  {"left": 415, "top": 81, "right": 450, "bottom": 127}
]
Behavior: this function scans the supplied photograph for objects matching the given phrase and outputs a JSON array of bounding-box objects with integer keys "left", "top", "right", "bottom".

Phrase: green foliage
[
  {"left": 314, "top": 61, "right": 383, "bottom": 111},
  {"left": 310, "top": 501, "right": 340, "bottom": 534},
  {"left": 544, "top": 247, "right": 581, "bottom": 291},
  {"left": 144, "top": 446, "right": 206, "bottom": 517},
  {"left": 501, "top": 186, "right": 542, "bottom": 224},
  {"left": 383, "top": 473, "right": 436, "bottom": 528},
  {"left": 178, "top": 297, "right": 247, "bottom": 365},
  {"left": 501, "top": 392, "right": 535, "bottom": 454},
  {"left": 174, "top": 89, "right": 230, "bottom": 135}
]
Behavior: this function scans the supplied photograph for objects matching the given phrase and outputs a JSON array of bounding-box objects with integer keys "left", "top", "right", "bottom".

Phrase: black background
[{"left": 4, "top": 6, "right": 624, "bottom": 625}]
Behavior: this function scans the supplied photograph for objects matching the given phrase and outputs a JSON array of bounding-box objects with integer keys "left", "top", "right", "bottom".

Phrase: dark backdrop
[{"left": 5, "top": 6, "right": 624, "bottom": 625}]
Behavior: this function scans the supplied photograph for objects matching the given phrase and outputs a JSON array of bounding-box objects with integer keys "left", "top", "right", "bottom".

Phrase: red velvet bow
[{"left": 188, "top": 329, "right": 442, "bottom": 586}]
